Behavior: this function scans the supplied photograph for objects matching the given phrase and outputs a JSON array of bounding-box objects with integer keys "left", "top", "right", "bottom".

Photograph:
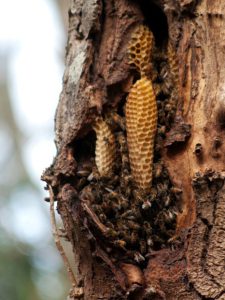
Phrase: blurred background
[{"left": 0, "top": 0, "right": 71, "bottom": 299}]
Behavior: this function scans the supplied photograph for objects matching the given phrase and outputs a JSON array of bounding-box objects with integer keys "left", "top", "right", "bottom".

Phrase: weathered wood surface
[{"left": 43, "top": 0, "right": 225, "bottom": 299}]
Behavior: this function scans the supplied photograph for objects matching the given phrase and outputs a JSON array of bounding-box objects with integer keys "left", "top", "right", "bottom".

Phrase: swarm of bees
[{"left": 77, "top": 25, "right": 181, "bottom": 264}]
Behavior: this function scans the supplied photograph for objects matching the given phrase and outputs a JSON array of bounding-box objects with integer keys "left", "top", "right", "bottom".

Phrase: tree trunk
[{"left": 42, "top": 0, "right": 225, "bottom": 299}]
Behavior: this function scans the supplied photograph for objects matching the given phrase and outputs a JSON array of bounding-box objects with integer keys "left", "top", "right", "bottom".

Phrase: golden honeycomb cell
[
  {"left": 128, "top": 25, "right": 154, "bottom": 76},
  {"left": 93, "top": 118, "right": 116, "bottom": 177},
  {"left": 125, "top": 77, "right": 157, "bottom": 190}
]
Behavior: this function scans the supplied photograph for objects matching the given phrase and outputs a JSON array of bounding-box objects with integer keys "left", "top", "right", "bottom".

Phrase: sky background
[{"left": 0, "top": 0, "right": 70, "bottom": 299}]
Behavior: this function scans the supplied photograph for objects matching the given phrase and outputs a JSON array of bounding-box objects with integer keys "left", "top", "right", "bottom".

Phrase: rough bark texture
[{"left": 42, "top": 0, "right": 225, "bottom": 299}]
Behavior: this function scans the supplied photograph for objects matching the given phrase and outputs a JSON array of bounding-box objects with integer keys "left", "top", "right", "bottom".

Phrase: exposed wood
[{"left": 42, "top": 0, "right": 225, "bottom": 299}]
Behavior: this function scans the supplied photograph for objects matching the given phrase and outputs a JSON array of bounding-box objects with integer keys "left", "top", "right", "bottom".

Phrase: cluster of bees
[{"left": 77, "top": 25, "right": 181, "bottom": 264}]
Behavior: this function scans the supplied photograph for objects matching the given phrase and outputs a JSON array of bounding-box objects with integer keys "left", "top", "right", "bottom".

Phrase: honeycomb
[
  {"left": 167, "top": 41, "right": 179, "bottom": 89},
  {"left": 93, "top": 118, "right": 116, "bottom": 177},
  {"left": 125, "top": 77, "right": 157, "bottom": 190},
  {"left": 128, "top": 25, "right": 154, "bottom": 76}
]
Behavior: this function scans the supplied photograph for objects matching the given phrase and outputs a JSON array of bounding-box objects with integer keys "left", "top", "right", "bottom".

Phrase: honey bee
[
  {"left": 134, "top": 252, "right": 145, "bottom": 263},
  {"left": 109, "top": 112, "right": 126, "bottom": 131},
  {"left": 127, "top": 220, "right": 141, "bottom": 231},
  {"left": 154, "top": 162, "right": 163, "bottom": 178},
  {"left": 113, "top": 239, "right": 127, "bottom": 250},
  {"left": 139, "top": 240, "right": 147, "bottom": 254}
]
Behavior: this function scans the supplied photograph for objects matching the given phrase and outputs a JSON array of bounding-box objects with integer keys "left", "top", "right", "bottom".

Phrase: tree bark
[{"left": 42, "top": 0, "right": 225, "bottom": 299}]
